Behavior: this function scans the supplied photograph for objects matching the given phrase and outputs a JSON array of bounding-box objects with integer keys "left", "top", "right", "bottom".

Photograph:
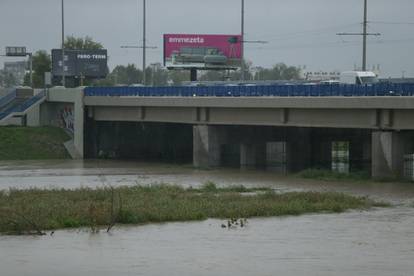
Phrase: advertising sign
[
  {"left": 164, "top": 34, "right": 242, "bottom": 69},
  {"left": 52, "top": 49, "right": 108, "bottom": 78}
]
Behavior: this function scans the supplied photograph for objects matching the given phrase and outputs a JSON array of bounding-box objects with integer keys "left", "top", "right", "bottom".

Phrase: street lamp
[
  {"left": 122, "top": 0, "right": 153, "bottom": 85},
  {"left": 239, "top": 1, "right": 267, "bottom": 82},
  {"left": 241, "top": 0, "right": 245, "bottom": 81},
  {"left": 61, "top": 0, "right": 65, "bottom": 87},
  {"left": 142, "top": 0, "right": 146, "bottom": 85}
]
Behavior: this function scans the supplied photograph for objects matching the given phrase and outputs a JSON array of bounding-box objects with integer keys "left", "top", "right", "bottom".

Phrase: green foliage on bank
[
  {"left": 0, "top": 184, "right": 386, "bottom": 235},
  {"left": 298, "top": 169, "right": 371, "bottom": 182},
  {"left": 0, "top": 127, "right": 70, "bottom": 160}
]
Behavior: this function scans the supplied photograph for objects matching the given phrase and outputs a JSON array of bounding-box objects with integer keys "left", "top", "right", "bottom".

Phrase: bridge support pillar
[
  {"left": 287, "top": 128, "right": 312, "bottom": 172},
  {"left": 372, "top": 131, "right": 405, "bottom": 179},
  {"left": 193, "top": 125, "right": 224, "bottom": 168},
  {"left": 240, "top": 143, "right": 257, "bottom": 169}
]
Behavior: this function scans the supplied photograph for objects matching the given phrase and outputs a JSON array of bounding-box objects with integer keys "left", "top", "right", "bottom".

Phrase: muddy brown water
[{"left": 1, "top": 160, "right": 414, "bottom": 276}]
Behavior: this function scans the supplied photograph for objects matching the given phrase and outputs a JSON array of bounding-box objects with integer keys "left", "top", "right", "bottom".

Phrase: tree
[
  {"left": 168, "top": 70, "right": 190, "bottom": 85},
  {"left": 254, "top": 63, "right": 302, "bottom": 81},
  {"left": 146, "top": 63, "right": 169, "bottom": 86},
  {"left": 64, "top": 36, "right": 103, "bottom": 50},
  {"left": 229, "top": 60, "right": 253, "bottom": 81},
  {"left": 0, "top": 70, "right": 18, "bottom": 88},
  {"left": 110, "top": 64, "right": 142, "bottom": 85},
  {"left": 23, "top": 50, "right": 51, "bottom": 88}
]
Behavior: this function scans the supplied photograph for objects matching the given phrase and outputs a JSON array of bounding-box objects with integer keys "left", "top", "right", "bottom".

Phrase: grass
[
  {"left": 0, "top": 126, "right": 70, "bottom": 160},
  {"left": 298, "top": 169, "right": 371, "bottom": 182},
  {"left": 0, "top": 183, "right": 387, "bottom": 235}
]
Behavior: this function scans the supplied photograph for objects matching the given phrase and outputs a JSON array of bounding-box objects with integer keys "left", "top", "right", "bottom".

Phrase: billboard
[
  {"left": 164, "top": 34, "right": 242, "bottom": 69},
  {"left": 52, "top": 49, "right": 108, "bottom": 78}
]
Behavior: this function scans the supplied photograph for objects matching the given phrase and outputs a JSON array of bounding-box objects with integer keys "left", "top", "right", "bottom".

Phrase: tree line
[{"left": 12, "top": 36, "right": 302, "bottom": 88}]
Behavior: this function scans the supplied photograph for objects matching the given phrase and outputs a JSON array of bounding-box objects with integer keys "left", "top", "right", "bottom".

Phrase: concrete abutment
[{"left": 371, "top": 131, "right": 414, "bottom": 179}]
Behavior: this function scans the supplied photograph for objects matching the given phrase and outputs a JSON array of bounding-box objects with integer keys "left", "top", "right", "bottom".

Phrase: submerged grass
[
  {"left": 0, "top": 184, "right": 386, "bottom": 235},
  {"left": 298, "top": 169, "right": 371, "bottom": 182}
]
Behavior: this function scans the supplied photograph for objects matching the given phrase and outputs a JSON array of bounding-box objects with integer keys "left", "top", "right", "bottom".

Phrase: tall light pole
[
  {"left": 362, "top": 0, "right": 368, "bottom": 71},
  {"left": 240, "top": 0, "right": 245, "bottom": 81},
  {"left": 337, "top": 0, "right": 380, "bottom": 71},
  {"left": 61, "top": 0, "right": 65, "bottom": 87},
  {"left": 142, "top": 0, "right": 146, "bottom": 85}
]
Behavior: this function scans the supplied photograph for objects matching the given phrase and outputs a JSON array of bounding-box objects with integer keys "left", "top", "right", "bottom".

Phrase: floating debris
[{"left": 222, "top": 218, "right": 248, "bottom": 229}]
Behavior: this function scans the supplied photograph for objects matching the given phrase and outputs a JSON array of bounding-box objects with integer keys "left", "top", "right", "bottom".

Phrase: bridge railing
[
  {"left": 84, "top": 83, "right": 414, "bottom": 98},
  {"left": 0, "top": 91, "right": 46, "bottom": 121},
  {"left": 0, "top": 89, "right": 17, "bottom": 109}
]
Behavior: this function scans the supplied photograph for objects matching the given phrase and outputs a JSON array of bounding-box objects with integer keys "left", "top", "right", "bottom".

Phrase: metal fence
[{"left": 84, "top": 83, "right": 414, "bottom": 97}]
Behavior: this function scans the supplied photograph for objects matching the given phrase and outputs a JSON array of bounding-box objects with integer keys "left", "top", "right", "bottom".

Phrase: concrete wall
[
  {"left": 371, "top": 131, "right": 414, "bottom": 178},
  {"left": 42, "top": 87, "right": 84, "bottom": 158},
  {"left": 193, "top": 125, "right": 226, "bottom": 168},
  {"left": 26, "top": 104, "right": 40, "bottom": 126}
]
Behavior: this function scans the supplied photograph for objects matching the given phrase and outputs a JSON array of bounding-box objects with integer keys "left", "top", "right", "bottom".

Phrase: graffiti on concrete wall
[{"left": 58, "top": 106, "right": 74, "bottom": 133}]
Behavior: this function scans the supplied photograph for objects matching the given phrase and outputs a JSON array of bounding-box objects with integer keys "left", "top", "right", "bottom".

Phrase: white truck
[{"left": 339, "top": 71, "right": 378, "bottom": 85}]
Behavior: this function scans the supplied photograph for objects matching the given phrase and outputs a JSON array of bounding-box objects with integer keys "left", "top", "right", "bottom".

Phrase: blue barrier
[
  {"left": 0, "top": 91, "right": 46, "bottom": 121},
  {"left": 84, "top": 83, "right": 414, "bottom": 98},
  {"left": 0, "top": 90, "right": 17, "bottom": 109}
]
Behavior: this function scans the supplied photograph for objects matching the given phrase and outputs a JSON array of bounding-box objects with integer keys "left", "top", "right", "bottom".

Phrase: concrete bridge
[{"left": 23, "top": 83, "right": 414, "bottom": 179}]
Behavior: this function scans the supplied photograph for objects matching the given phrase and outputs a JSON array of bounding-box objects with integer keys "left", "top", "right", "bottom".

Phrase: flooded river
[{"left": 1, "top": 160, "right": 414, "bottom": 276}]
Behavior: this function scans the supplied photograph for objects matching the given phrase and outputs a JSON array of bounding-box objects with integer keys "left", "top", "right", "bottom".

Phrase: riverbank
[
  {"left": 0, "top": 126, "right": 70, "bottom": 160},
  {"left": 0, "top": 184, "right": 387, "bottom": 235}
]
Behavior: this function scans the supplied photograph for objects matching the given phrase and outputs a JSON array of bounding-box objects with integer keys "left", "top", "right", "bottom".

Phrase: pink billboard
[{"left": 163, "top": 34, "right": 242, "bottom": 69}]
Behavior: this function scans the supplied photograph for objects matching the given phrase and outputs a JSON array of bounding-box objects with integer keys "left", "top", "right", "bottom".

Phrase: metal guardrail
[
  {"left": 0, "top": 90, "right": 17, "bottom": 109},
  {"left": 0, "top": 91, "right": 46, "bottom": 121},
  {"left": 84, "top": 83, "right": 414, "bottom": 98}
]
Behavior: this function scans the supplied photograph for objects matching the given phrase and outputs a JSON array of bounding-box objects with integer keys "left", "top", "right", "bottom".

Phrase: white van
[{"left": 339, "top": 71, "right": 378, "bottom": 85}]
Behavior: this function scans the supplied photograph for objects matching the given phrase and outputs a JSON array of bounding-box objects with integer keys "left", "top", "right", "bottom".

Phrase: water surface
[{"left": 1, "top": 160, "right": 414, "bottom": 276}]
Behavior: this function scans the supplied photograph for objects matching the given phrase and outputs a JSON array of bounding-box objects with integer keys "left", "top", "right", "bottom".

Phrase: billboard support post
[{"left": 190, "top": 68, "right": 197, "bottom": 82}]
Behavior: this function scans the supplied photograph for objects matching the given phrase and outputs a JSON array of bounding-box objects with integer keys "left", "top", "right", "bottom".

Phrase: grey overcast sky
[{"left": 0, "top": 0, "right": 413, "bottom": 77}]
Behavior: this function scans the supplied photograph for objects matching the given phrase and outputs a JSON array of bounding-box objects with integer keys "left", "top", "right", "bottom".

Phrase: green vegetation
[
  {"left": 0, "top": 127, "right": 70, "bottom": 160},
  {"left": 23, "top": 50, "right": 51, "bottom": 88},
  {"left": 63, "top": 35, "right": 104, "bottom": 50},
  {"left": 298, "top": 169, "right": 371, "bottom": 182},
  {"left": 0, "top": 183, "right": 386, "bottom": 235}
]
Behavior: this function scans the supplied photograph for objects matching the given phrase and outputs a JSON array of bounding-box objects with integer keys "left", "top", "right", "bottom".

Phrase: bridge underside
[{"left": 83, "top": 116, "right": 414, "bottom": 178}]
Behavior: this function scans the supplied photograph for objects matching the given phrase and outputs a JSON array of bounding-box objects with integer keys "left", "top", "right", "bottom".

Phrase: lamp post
[
  {"left": 28, "top": 52, "right": 33, "bottom": 87},
  {"left": 241, "top": 0, "right": 245, "bottom": 81},
  {"left": 239, "top": 1, "right": 266, "bottom": 82},
  {"left": 61, "top": 0, "right": 65, "bottom": 87},
  {"left": 142, "top": 0, "right": 146, "bottom": 85},
  {"left": 336, "top": 0, "right": 380, "bottom": 71}
]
